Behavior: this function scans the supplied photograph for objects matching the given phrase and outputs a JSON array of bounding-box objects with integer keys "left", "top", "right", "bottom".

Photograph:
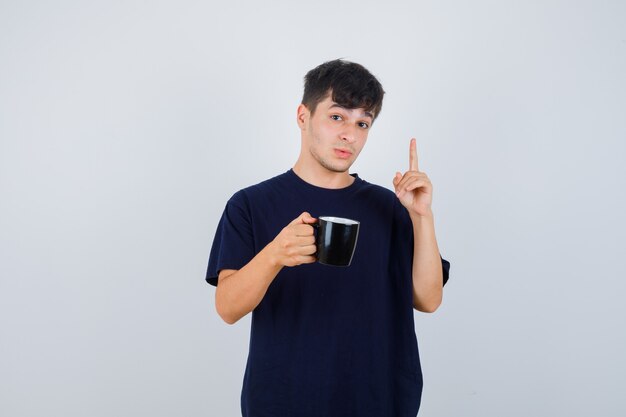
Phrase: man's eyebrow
[{"left": 328, "top": 103, "right": 374, "bottom": 120}]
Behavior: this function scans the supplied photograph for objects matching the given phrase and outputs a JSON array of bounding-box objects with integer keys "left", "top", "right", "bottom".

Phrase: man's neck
[{"left": 291, "top": 163, "right": 355, "bottom": 189}]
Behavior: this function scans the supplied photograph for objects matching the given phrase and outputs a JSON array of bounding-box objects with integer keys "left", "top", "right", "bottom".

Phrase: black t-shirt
[{"left": 206, "top": 168, "right": 450, "bottom": 417}]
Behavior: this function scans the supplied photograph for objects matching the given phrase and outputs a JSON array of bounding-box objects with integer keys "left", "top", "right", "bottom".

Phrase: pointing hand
[{"left": 392, "top": 138, "right": 433, "bottom": 217}]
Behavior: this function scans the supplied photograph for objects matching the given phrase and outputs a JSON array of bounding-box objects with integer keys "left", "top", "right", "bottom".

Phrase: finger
[
  {"left": 393, "top": 171, "right": 402, "bottom": 187},
  {"left": 299, "top": 254, "right": 317, "bottom": 264},
  {"left": 303, "top": 215, "right": 318, "bottom": 224},
  {"left": 399, "top": 176, "right": 430, "bottom": 195},
  {"left": 396, "top": 172, "right": 420, "bottom": 191},
  {"left": 300, "top": 244, "right": 317, "bottom": 256},
  {"left": 292, "top": 246, "right": 317, "bottom": 263},
  {"left": 290, "top": 211, "right": 315, "bottom": 226},
  {"left": 403, "top": 179, "right": 426, "bottom": 192},
  {"left": 409, "top": 138, "right": 419, "bottom": 172},
  {"left": 296, "top": 235, "right": 316, "bottom": 246},
  {"left": 294, "top": 224, "right": 315, "bottom": 236}
]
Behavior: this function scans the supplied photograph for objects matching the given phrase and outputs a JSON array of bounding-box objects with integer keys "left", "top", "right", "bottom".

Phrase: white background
[{"left": 1, "top": 1, "right": 625, "bottom": 416}]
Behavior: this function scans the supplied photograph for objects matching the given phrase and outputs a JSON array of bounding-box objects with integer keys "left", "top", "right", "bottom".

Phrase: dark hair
[{"left": 302, "top": 59, "right": 385, "bottom": 121}]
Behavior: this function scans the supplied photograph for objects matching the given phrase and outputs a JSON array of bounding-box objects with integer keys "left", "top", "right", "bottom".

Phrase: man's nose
[{"left": 340, "top": 125, "right": 359, "bottom": 143}]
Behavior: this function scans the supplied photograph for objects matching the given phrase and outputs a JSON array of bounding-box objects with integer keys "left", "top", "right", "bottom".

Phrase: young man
[{"left": 206, "top": 59, "right": 451, "bottom": 417}]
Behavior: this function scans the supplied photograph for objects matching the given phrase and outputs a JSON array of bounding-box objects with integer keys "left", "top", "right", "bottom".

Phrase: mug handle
[
  {"left": 311, "top": 222, "right": 319, "bottom": 238},
  {"left": 311, "top": 222, "right": 319, "bottom": 258}
]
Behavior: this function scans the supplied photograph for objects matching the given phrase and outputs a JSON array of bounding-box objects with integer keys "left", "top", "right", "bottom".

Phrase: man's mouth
[{"left": 334, "top": 148, "right": 353, "bottom": 159}]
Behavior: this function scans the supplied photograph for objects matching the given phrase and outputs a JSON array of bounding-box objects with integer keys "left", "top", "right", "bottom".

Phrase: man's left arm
[
  {"left": 392, "top": 138, "right": 446, "bottom": 313},
  {"left": 409, "top": 210, "right": 443, "bottom": 312}
]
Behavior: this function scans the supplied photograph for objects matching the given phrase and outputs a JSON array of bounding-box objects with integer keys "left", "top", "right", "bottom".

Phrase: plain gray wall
[{"left": 1, "top": 0, "right": 625, "bottom": 416}]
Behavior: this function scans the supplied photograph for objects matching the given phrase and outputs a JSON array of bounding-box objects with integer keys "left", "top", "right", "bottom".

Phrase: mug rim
[{"left": 318, "top": 216, "right": 360, "bottom": 225}]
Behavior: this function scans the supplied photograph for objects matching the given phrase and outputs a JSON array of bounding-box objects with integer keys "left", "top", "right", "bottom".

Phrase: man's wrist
[
  {"left": 262, "top": 240, "right": 284, "bottom": 273},
  {"left": 409, "top": 209, "right": 434, "bottom": 223},
  {"left": 263, "top": 240, "right": 282, "bottom": 270}
]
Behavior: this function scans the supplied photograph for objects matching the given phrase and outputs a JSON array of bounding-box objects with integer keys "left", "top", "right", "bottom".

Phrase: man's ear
[{"left": 297, "top": 103, "right": 309, "bottom": 130}]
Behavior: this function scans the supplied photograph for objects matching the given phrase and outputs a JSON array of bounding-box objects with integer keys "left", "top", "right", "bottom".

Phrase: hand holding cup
[{"left": 270, "top": 212, "right": 318, "bottom": 267}]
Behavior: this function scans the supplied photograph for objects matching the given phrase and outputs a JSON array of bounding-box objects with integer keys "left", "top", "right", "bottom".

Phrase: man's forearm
[
  {"left": 215, "top": 243, "right": 283, "bottom": 324},
  {"left": 216, "top": 212, "right": 319, "bottom": 324},
  {"left": 410, "top": 210, "right": 443, "bottom": 312}
]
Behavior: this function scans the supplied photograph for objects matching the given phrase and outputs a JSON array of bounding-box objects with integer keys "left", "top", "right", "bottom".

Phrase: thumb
[
  {"left": 393, "top": 172, "right": 402, "bottom": 187},
  {"left": 290, "top": 211, "right": 316, "bottom": 225},
  {"left": 302, "top": 212, "right": 318, "bottom": 224}
]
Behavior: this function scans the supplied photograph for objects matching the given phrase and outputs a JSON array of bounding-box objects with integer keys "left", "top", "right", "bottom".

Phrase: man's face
[{"left": 298, "top": 93, "right": 374, "bottom": 173}]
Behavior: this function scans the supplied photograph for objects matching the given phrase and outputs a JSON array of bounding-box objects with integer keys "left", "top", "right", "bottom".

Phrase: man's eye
[
  {"left": 331, "top": 115, "right": 342, "bottom": 121},
  {"left": 359, "top": 122, "right": 369, "bottom": 129}
]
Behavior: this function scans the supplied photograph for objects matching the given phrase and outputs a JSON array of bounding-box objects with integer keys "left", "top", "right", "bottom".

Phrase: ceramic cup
[{"left": 313, "top": 216, "right": 360, "bottom": 267}]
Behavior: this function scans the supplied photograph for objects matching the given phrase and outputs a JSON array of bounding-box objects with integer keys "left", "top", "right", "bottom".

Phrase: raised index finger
[{"left": 409, "top": 138, "right": 419, "bottom": 172}]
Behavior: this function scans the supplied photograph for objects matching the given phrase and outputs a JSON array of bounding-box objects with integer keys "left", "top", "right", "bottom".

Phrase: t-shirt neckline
[{"left": 285, "top": 168, "right": 363, "bottom": 193}]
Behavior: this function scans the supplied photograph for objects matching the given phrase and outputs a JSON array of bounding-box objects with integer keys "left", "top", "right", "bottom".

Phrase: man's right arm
[{"left": 214, "top": 212, "right": 317, "bottom": 324}]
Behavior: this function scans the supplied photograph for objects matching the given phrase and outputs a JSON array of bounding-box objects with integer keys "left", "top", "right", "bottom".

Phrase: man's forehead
[{"left": 326, "top": 102, "right": 374, "bottom": 120}]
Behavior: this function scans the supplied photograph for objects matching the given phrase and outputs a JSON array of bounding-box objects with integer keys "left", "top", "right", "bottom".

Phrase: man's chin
[
  {"left": 316, "top": 154, "right": 355, "bottom": 173},
  {"left": 324, "top": 162, "right": 352, "bottom": 173}
]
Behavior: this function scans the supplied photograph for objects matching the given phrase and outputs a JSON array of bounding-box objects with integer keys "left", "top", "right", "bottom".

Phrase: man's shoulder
[
  {"left": 356, "top": 176, "right": 396, "bottom": 198},
  {"left": 354, "top": 177, "right": 408, "bottom": 220},
  {"left": 228, "top": 170, "right": 289, "bottom": 203}
]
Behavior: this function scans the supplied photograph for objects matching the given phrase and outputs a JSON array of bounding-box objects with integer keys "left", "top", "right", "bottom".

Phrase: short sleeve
[
  {"left": 441, "top": 255, "right": 450, "bottom": 286},
  {"left": 205, "top": 190, "right": 256, "bottom": 287}
]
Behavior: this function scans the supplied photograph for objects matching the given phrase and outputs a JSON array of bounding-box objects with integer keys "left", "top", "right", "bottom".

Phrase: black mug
[{"left": 313, "top": 216, "right": 360, "bottom": 267}]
